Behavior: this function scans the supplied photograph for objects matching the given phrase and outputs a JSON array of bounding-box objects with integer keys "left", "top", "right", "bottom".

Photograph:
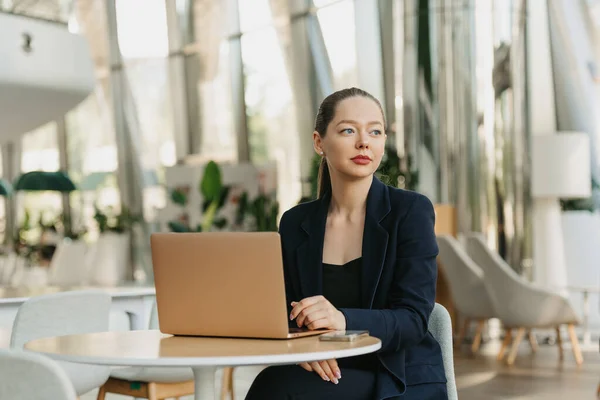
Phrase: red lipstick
[{"left": 351, "top": 155, "right": 371, "bottom": 165}]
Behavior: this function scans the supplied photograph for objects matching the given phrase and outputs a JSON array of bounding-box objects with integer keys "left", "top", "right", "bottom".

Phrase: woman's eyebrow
[{"left": 336, "top": 119, "right": 383, "bottom": 126}]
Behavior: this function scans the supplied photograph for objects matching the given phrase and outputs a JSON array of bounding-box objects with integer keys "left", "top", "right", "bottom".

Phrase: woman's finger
[
  {"left": 319, "top": 360, "right": 338, "bottom": 384},
  {"left": 310, "top": 361, "right": 330, "bottom": 382},
  {"left": 326, "top": 359, "right": 341, "bottom": 380},
  {"left": 298, "top": 362, "right": 313, "bottom": 372},
  {"left": 290, "top": 296, "right": 325, "bottom": 320},
  {"left": 297, "top": 308, "right": 328, "bottom": 328},
  {"left": 306, "top": 317, "right": 331, "bottom": 330}
]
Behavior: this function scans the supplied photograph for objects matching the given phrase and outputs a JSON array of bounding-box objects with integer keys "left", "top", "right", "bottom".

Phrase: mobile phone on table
[{"left": 319, "top": 330, "right": 369, "bottom": 342}]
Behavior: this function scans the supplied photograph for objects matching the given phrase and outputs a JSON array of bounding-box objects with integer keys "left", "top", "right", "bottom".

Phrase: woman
[{"left": 246, "top": 88, "right": 447, "bottom": 399}]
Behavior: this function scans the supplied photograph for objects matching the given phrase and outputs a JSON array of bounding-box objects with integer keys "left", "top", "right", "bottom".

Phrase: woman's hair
[{"left": 314, "top": 87, "right": 385, "bottom": 198}]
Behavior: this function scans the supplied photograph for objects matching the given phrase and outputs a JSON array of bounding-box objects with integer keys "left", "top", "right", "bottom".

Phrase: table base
[{"left": 193, "top": 366, "right": 218, "bottom": 400}]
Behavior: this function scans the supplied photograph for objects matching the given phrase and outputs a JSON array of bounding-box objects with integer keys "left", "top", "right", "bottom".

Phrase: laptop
[{"left": 150, "top": 231, "right": 330, "bottom": 339}]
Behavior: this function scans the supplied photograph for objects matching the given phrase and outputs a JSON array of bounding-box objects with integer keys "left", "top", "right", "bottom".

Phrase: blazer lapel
[
  {"left": 296, "top": 192, "right": 330, "bottom": 298},
  {"left": 361, "top": 177, "right": 391, "bottom": 308}
]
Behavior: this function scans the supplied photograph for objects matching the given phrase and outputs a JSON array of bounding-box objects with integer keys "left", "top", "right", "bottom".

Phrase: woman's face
[{"left": 314, "top": 96, "right": 386, "bottom": 181}]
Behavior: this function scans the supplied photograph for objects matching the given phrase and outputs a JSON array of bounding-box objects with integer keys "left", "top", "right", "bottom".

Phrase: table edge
[{"left": 24, "top": 340, "right": 382, "bottom": 367}]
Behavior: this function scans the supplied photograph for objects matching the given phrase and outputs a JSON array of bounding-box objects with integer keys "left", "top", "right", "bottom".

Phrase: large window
[
  {"left": 116, "top": 0, "right": 175, "bottom": 222},
  {"left": 20, "top": 122, "right": 62, "bottom": 242},
  {"left": 198, "top": 42, "right": 238, "bottom": 163},
  {"left": 316, "top": 0, "right": 359, "bottom": 89},
  {"left": 239, "top": 9, "right": 302, "bottom": 211},
  {"left": 66, "top": 80, "right": 120, "bottom": 238}
]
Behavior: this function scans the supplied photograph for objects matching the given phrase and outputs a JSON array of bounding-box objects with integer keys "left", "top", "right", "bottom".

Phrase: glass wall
[{"left": 239, "top": 0, "right": 302, "bottom": 211}]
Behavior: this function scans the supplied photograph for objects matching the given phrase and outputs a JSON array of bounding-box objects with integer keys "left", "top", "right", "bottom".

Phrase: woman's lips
[{"left": 351, "top": 155, "right": 371, "bottom": 165}]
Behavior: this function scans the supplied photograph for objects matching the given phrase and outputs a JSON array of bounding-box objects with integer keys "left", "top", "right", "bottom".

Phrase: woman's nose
[{"left": 356, "top": 132, "right": 370, "bottom": 149}]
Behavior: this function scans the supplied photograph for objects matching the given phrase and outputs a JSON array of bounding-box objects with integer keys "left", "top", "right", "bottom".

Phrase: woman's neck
[{"left": 328, "top": 174, "right": 373, "bottom": 220}]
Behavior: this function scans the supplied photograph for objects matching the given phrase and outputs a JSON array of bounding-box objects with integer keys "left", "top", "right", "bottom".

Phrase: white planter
[
  {"left": 561, "top": 211, "right": 600, "bottom": 332},
  {"left": 90, "top": 232, "right": 131, "bottom": 286}
]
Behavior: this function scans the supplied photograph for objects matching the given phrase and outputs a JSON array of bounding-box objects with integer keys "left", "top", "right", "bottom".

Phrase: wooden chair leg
[
  {"left": 556, "top": 326, "right": 564, "bottom": 361},
  {"left": 455, "top": 318, "right": 469, "bottom": 348},
  {"left": 221, "top": 367, "right": 235, "bottom": 400},
  {"left": 147, "top": 382, "right": 158, "bottom": 400},
  {"left": 527, "top": 329, "right": 538, "bottom": 353},
  {"left": 567, "top": 324, "right": 584, "bottom": 365},
  {"left": 471, "top": 319, "right": 485, "bottom": 353},
  {"left": 497, "top": 328, "right": 512, "bottom": 361},
  {"left": 95, "top": 384, "right": 106, "bottom": 400},
  {"left": 506, "top": 327, "right": 526, "bottom": 366}
]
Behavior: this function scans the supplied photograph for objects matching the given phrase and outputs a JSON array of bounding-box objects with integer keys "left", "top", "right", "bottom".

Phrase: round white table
[{"left": 25, "top": 330, "right": 381, "bottom": 399}]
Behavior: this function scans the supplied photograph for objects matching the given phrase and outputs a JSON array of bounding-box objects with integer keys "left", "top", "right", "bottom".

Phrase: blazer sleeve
[
  {"left": 278, "top": 211, "right": 297, "bottom": 329},
  {"left": 339, "top": 194, "right": 438, "bottom": 353}
]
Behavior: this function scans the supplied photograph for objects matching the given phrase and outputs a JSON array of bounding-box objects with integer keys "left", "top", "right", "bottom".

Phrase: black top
[
  {"left": 322, "top": 257, "right": 362, "bottom": 308},
  {"left": 322, "top": 257, "right": 378, "bottom": 371}
]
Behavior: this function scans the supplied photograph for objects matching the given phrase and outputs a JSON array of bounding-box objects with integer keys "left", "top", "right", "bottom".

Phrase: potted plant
[
  {"left": 235, "top": 191, "right": 279, "bottom": 232},
  {"left": 90, "top": 205, "right": 141, "bottom": 286},
  {"left": 560, "top": 178, "right": 600, "bottom": 330},
  {"left": 167, "top": 160, "right": 230, "bottom": 233}
]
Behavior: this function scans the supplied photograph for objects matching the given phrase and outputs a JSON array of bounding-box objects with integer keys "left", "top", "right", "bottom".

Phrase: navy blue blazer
[{"left": 278, "top": 176, "right": 447, "bottom": 399}]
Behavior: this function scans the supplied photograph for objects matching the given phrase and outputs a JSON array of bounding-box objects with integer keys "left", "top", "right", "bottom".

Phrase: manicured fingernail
[
  {"left": 335, "top": 371, "right": 341, "bottom": 379},
  {"left": 324, "top": 376, "right": 330, "bottom": 381},
  {"left": 289, "top": 314, "right": 293, "bottom": 320},
  {"left": 332, "top": 378, "right": 339, "bottom": 384}
]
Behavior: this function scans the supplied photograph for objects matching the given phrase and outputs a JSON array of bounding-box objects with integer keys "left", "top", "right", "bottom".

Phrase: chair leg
[
  {"left": 497, "top": 328, "right": 512, "bottom": 361},
  {"left": 221, "top": 367, "right": 235, "bottom": 400},
  {"left": 471, "top": 319, "right": 485, "bottom": 353},
  {"left": 555, "top": 326, "right": 564, "bottom": 361},
  {"left": 567, "top": 324, "right": 584, "bottom": 365},
  {"left": 95, "top": 385, "right": 106, "bottom": 400},
  {"left": 506, "top": 327, "right": 526, "bottom": 366},
  {"left": 455, "top": 318, "right": 470, "bottom": 348},
  {"left": 527, "top": 329, "right": 538, "bottom": 353},
  {"left": 148, "top": 382, "right": 158, "bottom": 400}
]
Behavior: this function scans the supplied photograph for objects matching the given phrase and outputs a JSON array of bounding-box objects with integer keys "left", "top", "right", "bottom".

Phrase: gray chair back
[
  {"left": 437, "top": 234, "right": 495, "bottom": 319},
  {"left": 10, "top": 290, "right": 112, "bottom": 395},
  {"left": 429, "top": 303, "right": 458, "bottom": 400},
  {"left": 465, "top": 233, "right": 579, "bottom": 327},
  {"left": 0, "top": 349, "right": 77, "bottom": 399}
]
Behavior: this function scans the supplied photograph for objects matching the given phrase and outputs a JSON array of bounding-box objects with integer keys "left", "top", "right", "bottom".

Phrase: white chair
[
  {"left": 10, "top": 290, "right": 112, "bottom": 396},
  {"left": 97, "top": 301, "right": 197, "bottom": 400},
  {"left": 429, "top": 303, "right": 458, "bottom": 400},
  {"left": 437, "top": 235, "right": 496, "bottom": 353},
  {"left": 47, "top": 239, "right": 90, "bottom": 286},
  {"left": 0, "top": 349, "right": 77, "bottom": 399},
  {"left": 465, "top": 233, "right": 583, "bottom": 365},
  {"left": 98, "top": 301, "right": 236, "bottom": 400}
]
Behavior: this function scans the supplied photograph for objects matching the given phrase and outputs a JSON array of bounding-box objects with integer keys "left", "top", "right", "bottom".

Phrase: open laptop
[{"left": 150, "top": 231, "right": 330, "bottom": 339}]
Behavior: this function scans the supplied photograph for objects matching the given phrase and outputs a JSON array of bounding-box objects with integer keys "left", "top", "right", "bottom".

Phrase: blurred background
[{"left": 1, "top": 0, "right": 600, "bottom": 399}]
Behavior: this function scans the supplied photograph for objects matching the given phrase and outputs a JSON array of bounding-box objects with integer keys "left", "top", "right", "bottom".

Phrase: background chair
[
  {"left": 437, "top": 234, "right": 496, "bottom": 353},
  {"left": 10, "top": 290, "right": 112, "bottom": 396},
  {"left": 97, "top": 300, "right": 235, "bottom": 400},
  {"left": 465, "top": 233, "right": 583, "bottom": 365},
  {"left": 0, "top": 349, "right": 77, "bottom": 400},
  {"left": 429, "top": 303, "right": 458, "bottom": 400}
]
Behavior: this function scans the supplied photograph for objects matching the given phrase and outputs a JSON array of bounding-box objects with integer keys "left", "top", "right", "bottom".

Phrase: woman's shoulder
[
  {"left": 385, "top": 185, "right": 435, "bottom": 214},
  {"left": 279, "top": 199, "right": 319, "bottom": 231}
]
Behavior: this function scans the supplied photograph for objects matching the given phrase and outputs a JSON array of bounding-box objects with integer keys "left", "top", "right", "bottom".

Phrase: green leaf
[
  {"left": 200, "top": 161, "right": 222, "bottom": 202},
  {"left": 168, "top": 221, "right": 190, "bottom": 232},
  {"left": 170, "top": 189, "right": 188, "bottom": 206},
  {"left": 213, "top": 217, "right": 227, "bottom": 229}
]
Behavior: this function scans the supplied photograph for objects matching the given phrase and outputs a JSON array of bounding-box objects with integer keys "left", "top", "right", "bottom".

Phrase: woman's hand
[
  {"left": 298, "top": 359, "right": 341, "bottom": 384},
  {"left": 290, "top": 295, "right": 346, "bottom": 331}
]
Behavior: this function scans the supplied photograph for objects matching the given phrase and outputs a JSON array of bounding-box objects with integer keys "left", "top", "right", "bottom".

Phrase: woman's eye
[
  {"left": 371, "top": 130, "right": 382, "bottom": 136},
  {"left": 341, "top": 128, "right": 354, "bottom": 134}
]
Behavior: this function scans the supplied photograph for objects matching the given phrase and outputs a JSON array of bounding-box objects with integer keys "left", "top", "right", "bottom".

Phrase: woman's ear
[{"left": 313, "top": 131, "right": 324, "bottom": 156}]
